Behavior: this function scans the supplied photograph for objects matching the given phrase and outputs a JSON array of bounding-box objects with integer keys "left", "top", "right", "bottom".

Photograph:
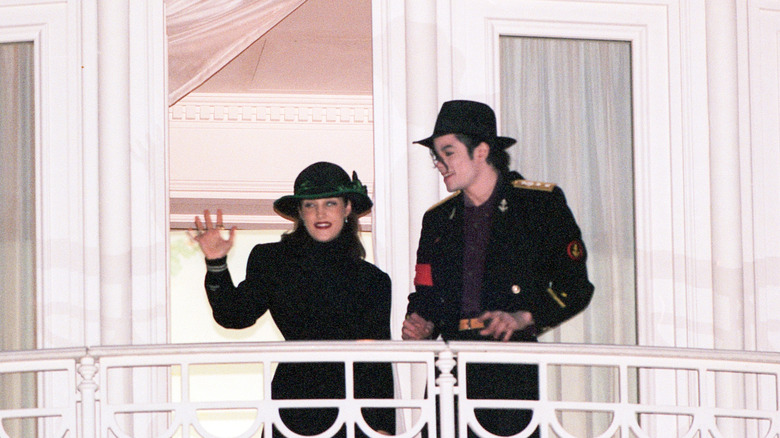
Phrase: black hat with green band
[{"left": 273, "top": 161, "right": 372, "bottom": 220}]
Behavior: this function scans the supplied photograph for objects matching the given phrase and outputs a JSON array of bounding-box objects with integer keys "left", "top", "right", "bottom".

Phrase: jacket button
[{"left": 511, "top": 285, "right": 521, "bottom": 294}]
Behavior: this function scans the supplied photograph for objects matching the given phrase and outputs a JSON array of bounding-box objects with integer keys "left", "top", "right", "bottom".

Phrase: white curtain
[
  {"left": 500, "top": 36, "right": 635, "bottom": 346},
  {"left": 0, "top": 41, "right": 37, "bottom": 436},
  {"left": 500, "top": 36, "right": 635, "bottom": 434},
  {"left": 166, "top": 0, "right": 307, "bottom": 105},
  {"left": 0, "top": 41, "right": 36, "bottom": 352}
]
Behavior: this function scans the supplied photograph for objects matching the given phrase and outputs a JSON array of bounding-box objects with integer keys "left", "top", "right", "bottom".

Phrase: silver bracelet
[{"left": 206, "top": 263, "right": 228, "bottom": 273}]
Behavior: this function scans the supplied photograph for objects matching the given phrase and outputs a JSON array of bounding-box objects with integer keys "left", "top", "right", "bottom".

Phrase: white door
[
  {"left": 441, "top": 0, "right": 714, "bottom": 352},
  {"left": 441, "top": 0, "right": 713, "bottom": 434}
]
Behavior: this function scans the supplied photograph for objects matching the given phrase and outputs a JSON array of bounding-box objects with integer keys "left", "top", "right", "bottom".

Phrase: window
[{"left": 0, "top": 40, "right": 36, "bottom": 436}]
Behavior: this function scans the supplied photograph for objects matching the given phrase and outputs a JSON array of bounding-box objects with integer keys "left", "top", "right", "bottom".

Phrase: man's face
[{"left": 432, "top": 133, "right": 481, "bottom": 193}]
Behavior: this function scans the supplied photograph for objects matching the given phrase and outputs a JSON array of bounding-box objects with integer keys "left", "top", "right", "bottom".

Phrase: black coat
[
  {"left": 204, "top": 232, "right": 394, "bottom": 436},
  {"left": 407, "top": 171, "right": 594, "bottom": 341}
]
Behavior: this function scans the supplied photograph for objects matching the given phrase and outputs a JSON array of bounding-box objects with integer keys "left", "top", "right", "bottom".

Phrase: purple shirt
[{"left": 461, "top": 187, "right": 499, "bottom": 317}]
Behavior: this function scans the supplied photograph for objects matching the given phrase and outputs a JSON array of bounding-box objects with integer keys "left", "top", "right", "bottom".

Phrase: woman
[{"left": 191, "top": 161, "right": 394, "bottom": 437}]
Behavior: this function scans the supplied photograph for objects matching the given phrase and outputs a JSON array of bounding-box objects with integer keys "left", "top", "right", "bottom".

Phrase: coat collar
[{"left": 437, "top": 170, "right": 523, "bottom": 223}]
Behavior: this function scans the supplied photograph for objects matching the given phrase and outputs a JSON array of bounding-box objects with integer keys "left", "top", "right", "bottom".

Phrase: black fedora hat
[
  {"left": 273, "top": 162, "right": 373, "bottom": 220},
  {"left": 414, "top": 100, "right": 516, "bottom": 149}
]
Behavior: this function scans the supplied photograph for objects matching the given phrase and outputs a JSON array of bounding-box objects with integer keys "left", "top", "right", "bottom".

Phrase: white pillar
[
  {"left": 706, "top": 0, "right": 744, "bottom": 351},
  {"left": 404, "top": 0, "right": 442, "bottom": 426},
  {"left": 373, "top": 0, "right": 444, "bottom": 432},
  {"left": 98, "top": 0, "right": 133, "bottom": 346},
  {"left": 97, "top": 2, "right": 135, "bottom": 433},
  {"left": 706, "top": 2, "right": 745, "bottom": 435},
  {"left": 405, "top": 0, "right": 442, "bottom": 256}
]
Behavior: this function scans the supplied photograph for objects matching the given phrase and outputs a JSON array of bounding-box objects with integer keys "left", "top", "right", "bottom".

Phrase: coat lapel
[{"left": 437, "top": 196, "right": 464, "bottom": 308}]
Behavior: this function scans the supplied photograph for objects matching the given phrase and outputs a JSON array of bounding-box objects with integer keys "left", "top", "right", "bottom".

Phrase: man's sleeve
[
  {"left": 406, "top": 211, "right": 441, "bottom": 335},
  {"left": 531, "top": 187, "right": 595, "bottom": 331}
]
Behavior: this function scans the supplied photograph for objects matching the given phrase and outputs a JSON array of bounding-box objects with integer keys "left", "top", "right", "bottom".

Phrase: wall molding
[
  {"left": 169, "top": 93, "right": 374, "bottom": 125},
  {"left": 169, "top": 93, "right": 375, "bottom": 230},
  {"left": 170, "top": 179, "right": 292, "bottom": 200}
]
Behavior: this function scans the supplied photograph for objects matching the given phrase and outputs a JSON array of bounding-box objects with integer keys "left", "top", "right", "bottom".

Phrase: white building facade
[{"left": 2, "top": 0, "right": 780, "bottom": 436}]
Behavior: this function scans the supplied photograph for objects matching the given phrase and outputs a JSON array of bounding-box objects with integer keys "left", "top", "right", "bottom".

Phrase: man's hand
[
  {"left": 402, "top": 313, "right": 435, "bottom": 340},
  {"left": 478, "top": 310, "right": 534, "bottom": 342}
]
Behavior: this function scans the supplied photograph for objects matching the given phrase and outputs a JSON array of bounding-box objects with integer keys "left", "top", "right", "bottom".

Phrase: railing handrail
[
  {"left": 80, "top": 340, "right": 780, "bottom": 362},
  {"left": 0, "top": 346, "right": 86, "bottom": 363},
  {"left": 5, "top": 341, "right": 779, "bottom": 362},
  {"left": 2, "top": 342, "right": 779, "bottom": 438},
  {"left": 86, "top": 340, "right": 450, "bottom": 357}
]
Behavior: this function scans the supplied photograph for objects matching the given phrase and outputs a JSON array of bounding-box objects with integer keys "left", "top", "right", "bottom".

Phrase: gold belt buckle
[{"left": 459, "top": 318, "right": 485, "bottom": 331}]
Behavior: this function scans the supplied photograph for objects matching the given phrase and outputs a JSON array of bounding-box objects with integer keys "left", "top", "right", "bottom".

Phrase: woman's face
[{"left": 299, "top": 197, "right": 352, "bottom": 242}]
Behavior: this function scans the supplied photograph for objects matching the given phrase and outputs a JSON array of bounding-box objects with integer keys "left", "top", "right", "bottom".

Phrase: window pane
[
  {"left": 500, "top": 34, "right": 636, "bottom": 438},
  {"left": 0, "top": 40, "right": 37, "bottom": 437},
  {"left": 499, "top": 36, "right": 636, "bottom": 346},
  {"left": 0, "top": 41, "right": 36, "bottom": 351}
]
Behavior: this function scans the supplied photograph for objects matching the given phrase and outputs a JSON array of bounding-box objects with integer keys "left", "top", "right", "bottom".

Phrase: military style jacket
[{"left": 407, "top": 171, "right": 595, "bottom": 341}]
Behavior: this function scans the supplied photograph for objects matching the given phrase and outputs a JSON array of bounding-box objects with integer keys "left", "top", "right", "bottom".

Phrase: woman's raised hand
[{"left": 189, "top": 209, "right": 236, "bottom": 260}]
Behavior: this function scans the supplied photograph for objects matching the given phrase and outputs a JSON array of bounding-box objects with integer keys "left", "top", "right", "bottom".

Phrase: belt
[{"left": 458, "top": 318, "right": 485, "bottom": 331}]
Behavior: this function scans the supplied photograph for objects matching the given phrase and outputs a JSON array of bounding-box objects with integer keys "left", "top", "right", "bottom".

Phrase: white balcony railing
[{"left": 1, "top": 342, "right": 779, "bottom": 438}]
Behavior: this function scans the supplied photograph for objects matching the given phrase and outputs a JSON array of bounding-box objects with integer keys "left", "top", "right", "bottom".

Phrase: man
[{"left": 402, "top": 100, "right": 594, "bottom": 437}]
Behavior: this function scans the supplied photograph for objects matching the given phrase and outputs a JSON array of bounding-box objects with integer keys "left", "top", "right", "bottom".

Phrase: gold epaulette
[
  {"left": 426, "top": 190, "right": 461, "bottom": 212},
  {"left": 512, "top": 179, "right": 556, "bottom": 192}
]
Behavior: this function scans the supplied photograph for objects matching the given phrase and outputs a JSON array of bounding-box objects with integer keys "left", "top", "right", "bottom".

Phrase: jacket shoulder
[
  {"left": 425, "top": 190, "right": 461, "bottom": 213},
  {"left": 247, "top": 240, "right": 290, "bottom": 261},
  {"left": 510, "top": 178, "right": 557, "bottom": 192},
  {"left": 358, "top": 259, "right": 392, "bottom": 282}
]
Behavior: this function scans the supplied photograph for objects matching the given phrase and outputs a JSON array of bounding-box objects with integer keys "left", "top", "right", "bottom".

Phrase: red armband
[{"left": 414, "top": 264, "right": 433, "bottom": 287}]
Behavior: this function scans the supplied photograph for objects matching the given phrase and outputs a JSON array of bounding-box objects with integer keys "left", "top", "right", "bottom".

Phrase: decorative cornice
[
  {"left": 169, "top": 179, "right": 374, "bottom": 200},
  {"left": 169, "top": 93, "right": 374, "bottom": 125},
  {"left": 169, "top": 180, "right": 291, "bottom": 199}
]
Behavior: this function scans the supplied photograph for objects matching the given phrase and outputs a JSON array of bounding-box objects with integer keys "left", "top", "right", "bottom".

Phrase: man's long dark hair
[
  {"left": 280, "top": 198, "right": 366, "bottom": 260},
  {"left": 455, "top": 133, "right": 510, "bottom": 174}
]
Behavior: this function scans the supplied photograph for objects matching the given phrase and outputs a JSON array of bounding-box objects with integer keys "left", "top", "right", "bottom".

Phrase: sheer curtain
[
  {"left": 166, "top": 0, "right": 307, "bottom": 105},
  {"left": 500, "top": 36, "right": 635, "bottom": 346},
  {"left": 500, "top": 36, "right": 635, "bottom": 433},
  {"left": 0, "top": 41, "right": 36, "bottom": 435}
]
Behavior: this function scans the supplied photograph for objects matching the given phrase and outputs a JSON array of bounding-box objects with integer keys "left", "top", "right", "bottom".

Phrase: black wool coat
[
  {"left": 204, "top": 232, "right": 394, "bottom": 436},
  {"left": 407, "top": 171, "right": 595, "bottom": 341}
]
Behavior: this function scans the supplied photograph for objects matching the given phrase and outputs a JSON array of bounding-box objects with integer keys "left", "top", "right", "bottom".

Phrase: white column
[
  {"left": 404, "top": 0, "right": 441, "bottom": 424},
  {"left": 373, "top": 0, "right": 443, "bottom": 432},
  {"left": 97, "top": 3, "right": 135, "bottom": 433},
  {"left": 405, "top": 0, "right": 441, "bottom": 246},
  {"left": 706, "top": 0, "right": 744, "bottom": 351},
  {"left": 98, "top": 0, "right": 133, "bottom": 346},
  {"left": 706, "top": 2, "right": 745, "bottom": 435}
]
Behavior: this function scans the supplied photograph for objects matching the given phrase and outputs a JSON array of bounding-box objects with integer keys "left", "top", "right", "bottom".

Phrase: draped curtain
[
  {"left": 166, "top": 0, "right": 307, "bottom": 105},
  {"left": 0, "top": 41, "right": 37, "bottom": 435},
  {"left": 500, "top": 36, "right": 635, "bottom": 346},
  {"left": 500, "top": 36, "right": 636, "bottom": 433}
]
